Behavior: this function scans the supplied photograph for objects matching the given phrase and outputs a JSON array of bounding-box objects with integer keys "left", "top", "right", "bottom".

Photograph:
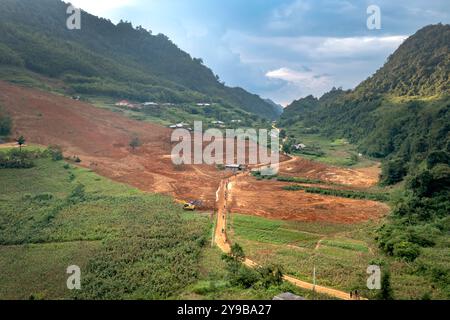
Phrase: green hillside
[
  {"left": 280, "top": 24, "right": 450, "bottom": 183},
  {"left": 0, "top": 0, "right": 279, "bottom": 120},
  {"left": 279, "top": 24, "right": 450, "bottom": 291}
]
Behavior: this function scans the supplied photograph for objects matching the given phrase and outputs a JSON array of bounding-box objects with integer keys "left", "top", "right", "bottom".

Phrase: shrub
[
  {"left": 393, "top": 241, "right": 421, "bottom": 262},
  {"left": 0, "top": 149, "right": 35, "bottom": 169},
  {"left": 32, "top": 193, "right": 54, "bottom": 202},
  {"left": 232, "top": 266, "right": 260, "bottom": 288},
  {"left": 258, "top": 265, "right": 284, "bottom": 288},
  {"left": 0, "top": 112, "right": 12, "bottom": 136},
  {"left": 427, "top": 151, "right": 450, "bottom": 168},
  {"left": 381, "top": 158, "right": 407, "bottom": 185},
  {"left": 46, "top": 145, "right": 63, "bottom": 161},
  {"left": 377, "top": 271, "right": 394, "bottom": 300},
  {"left": 68, "top": 184, "right": 86, "bottom": 204}
]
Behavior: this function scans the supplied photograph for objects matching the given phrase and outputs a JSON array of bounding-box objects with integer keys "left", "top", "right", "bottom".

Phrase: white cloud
[
  {"left": 266, "top": 67, "right": 327, "bottom": 83},
  {"left": 239, "top": 34, "right": 407, "bottom": 60},
  {"left": 265, "top": 67, "right": 332, "bottom": 103},
  {"left": 273, "top": 0, "right": 310, "bottom": 19},
  {"left": 68, "top": 0, "right": 137, "bottom": 17},
  {"left": 314, "top": 36, "right": 408, "bottom": 58}
]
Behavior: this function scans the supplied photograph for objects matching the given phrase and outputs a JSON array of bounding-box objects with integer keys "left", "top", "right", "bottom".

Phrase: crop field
[
  {"left": 0, "top": 150, "right": 210, "bottom": 300},
  {"left": 179, "top": 246, "right": 335, "bottom": 300},
  {"left": 229, "top": 213, "right": 449, "bottom": 299}
]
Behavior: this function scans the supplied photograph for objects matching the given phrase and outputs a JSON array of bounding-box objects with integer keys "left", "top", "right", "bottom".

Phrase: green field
[
  {"left": 283, "top": 130, "right": 377, "bottom": 168},
  {"left": 0, "top": 147, "right": 210, "bottom": 300},
  {"left": 229, "top": 213, "right": 449, "bottom": 300},
  {"left": 0, "top": 146, "right": 328, "bottom": 300},
  {"left": 178, "top": 246, "right": 334, "bottom": 300}
]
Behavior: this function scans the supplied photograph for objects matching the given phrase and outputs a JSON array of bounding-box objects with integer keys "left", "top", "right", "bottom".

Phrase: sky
[{"left": 69, "top": 0, "right": 450, "bottom": 106}]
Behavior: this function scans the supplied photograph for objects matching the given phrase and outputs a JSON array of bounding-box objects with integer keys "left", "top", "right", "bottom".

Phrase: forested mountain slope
[
  {"left": 280, "top": 24, "right": 449, "bottom": 184},
  {"left": 280, "top": 25, "right": 449, "bottom": 282},
  {"left": 0, "top": 0, "right": 279, "bottom": 119}
]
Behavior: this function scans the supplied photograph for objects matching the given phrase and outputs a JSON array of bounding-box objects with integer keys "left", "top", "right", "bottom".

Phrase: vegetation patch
[
  {"left": 0, "top": 151, "right": 210, "bottom": 299},
  {"left": 282, "top": 185, "right": 390, "bottom": 202}
]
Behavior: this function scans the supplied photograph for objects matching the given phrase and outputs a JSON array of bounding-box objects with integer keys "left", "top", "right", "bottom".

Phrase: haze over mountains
[{"left": 0, "top": 0, "right": 281, "bottom": 119}]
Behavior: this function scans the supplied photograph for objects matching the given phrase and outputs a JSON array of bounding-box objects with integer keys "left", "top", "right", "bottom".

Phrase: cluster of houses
[
  {"left": 169, "top": 123, "right": 193, "bottom": 131},
  {"left": 114, "top": 100, "right": 245, "bottom": 131},
  {"left": 115, "top": 100, "right": 143, "bottom": 111},
  {"left": 115, "top": 100, "right": 175, "bottom": 110},
  {"left": 115, "top": 100, "right": 217, "bottom": 110}
]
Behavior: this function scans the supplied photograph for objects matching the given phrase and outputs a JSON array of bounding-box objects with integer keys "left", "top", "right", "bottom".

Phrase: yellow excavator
[
  {"left": 177, "top": 200, "right": 202, "bottom": 211},
  {"left": 183, "top": 202, "right": 196, "bottom": 211}
]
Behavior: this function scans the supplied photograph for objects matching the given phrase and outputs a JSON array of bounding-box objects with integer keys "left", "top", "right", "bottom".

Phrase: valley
[
  {"left": 2, "top": 78, "right": 427, "bottom": 299},
  {"left": 0, "top": 0, "right": 448, "bottom": 303}
]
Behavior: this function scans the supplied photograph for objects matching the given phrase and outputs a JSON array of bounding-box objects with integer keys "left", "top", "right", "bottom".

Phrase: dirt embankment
[
  {"left": 229, "top": 175, "right": 389, "bottom": 223},
  {"left": 279, "top": 157, "right": 381, "bottom": 188}
]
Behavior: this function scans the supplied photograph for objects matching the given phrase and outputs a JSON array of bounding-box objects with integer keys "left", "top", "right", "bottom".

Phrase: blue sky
[{"left": 70, "top": 0, "right": 450, "bottom": 105}]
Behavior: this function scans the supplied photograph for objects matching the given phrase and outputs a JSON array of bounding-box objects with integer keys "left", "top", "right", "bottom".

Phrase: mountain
[
  {"left": 280, "top": 24, "right": 450, "bottom": 184},
  {"left": 280, "top": 24, "right": 450, "bottom": 271},
  {"left": 264, "top": 99, "right": 284, "bottom": 116},
  {"left": 0, "top": 0, "right": 280, "bottom": 120}
]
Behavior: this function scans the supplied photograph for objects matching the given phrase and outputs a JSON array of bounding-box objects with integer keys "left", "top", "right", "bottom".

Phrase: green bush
[
  {"left": 46, "top": 145, "right": 63, "bottom": 161},
  {"left": 381, "top": 158, "right": 407, "bottom": 185},
  {"left": 258, "top": 265, "right": 284, "bottom": 288},
  {"left": 0, "top": 149, "right": 35, "bottom": 169},
  {"left": 393, "top": 241, "right": 421, "bottom": 262},
  {"left": 232, "top": 266, "right": 260, "bottom": 288},
  {"left": 0, "top": 111, "right": 12, "bottom": 136},
  {"left": 68, "top": 184, "right": 86, "bottom": 204}
]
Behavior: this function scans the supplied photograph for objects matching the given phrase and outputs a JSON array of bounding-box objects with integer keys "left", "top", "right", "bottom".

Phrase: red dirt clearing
[
  {"left": 0, "top": 81, "right": 226, "bottom": 209},
  {"left": 279, "top": 157, "right": 381, "bottom": 188},
  {"left": 229, "top": 175, "right": 389, "bottom": 223}
]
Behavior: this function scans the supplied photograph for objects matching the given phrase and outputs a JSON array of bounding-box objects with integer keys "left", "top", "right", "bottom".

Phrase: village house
[
  {"left": 115, "top": 100, "right": 132, "bottom": 107},
  {"left": 294, "top": 143, "right": 307, "bottom": 150},
  {"left": 142, "top": 102, "right": 158, "bottom": 106},
  {"left": 225, "top": 164, "right": 246, "bottom": 172}
]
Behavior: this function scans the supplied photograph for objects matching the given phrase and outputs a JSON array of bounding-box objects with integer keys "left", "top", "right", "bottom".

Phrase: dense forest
[
  {"left": 280, "top": 24, "right": 449, "bottom": 291},
  {"left": 0, "top": 0, "right": 281, "bottom": 120}
]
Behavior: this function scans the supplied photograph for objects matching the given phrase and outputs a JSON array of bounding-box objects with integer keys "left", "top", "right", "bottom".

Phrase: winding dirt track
[{"left": 214, "top": 168, "right": 361, "bottom": 300}]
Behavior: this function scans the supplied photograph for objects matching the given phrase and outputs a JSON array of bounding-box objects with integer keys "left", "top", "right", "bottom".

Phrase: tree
[
  {"left": 222, "top": 243, "right": 246, "bottom": 276},
  {"left": 377, "top": 271, "right": 394, "bottom": 300},
  {"left": 258, "top": 264, "right": 284, "bottom": 288},
  {"left": 129, "top": 136, "right": 141, "bottom": 151},
  {"left": 0, "top": 113, "right": 12, "bottom": 136},
  {"left": 230, "top": 243, "right": 245, "bottom": 263},
  {"left": 17, "top": 135, "right": 25, "bottom": 151}
]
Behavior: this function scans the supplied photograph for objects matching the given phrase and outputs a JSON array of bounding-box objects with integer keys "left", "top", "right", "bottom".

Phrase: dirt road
[{"left": 214, "top": 168, "right": 361, "bottom": 300}]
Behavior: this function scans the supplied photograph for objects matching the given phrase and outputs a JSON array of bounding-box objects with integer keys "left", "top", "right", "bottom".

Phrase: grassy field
[
  {"left": 229, "top": 213, "right": 449, "bottom": 300},
  {"left": 178, "top": 246, "right": 335, "bottom": 300},
  {"left": 0, "top": 147, "right": 211, "bottom": 300},
  {"left": 285, "top": 129, "right": 377, "bottom": 168}
]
